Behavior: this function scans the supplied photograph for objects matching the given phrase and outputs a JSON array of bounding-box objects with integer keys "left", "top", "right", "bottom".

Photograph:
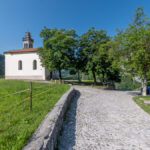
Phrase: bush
[{"left": 115, "top": 75, "right": 141, "bottom": 90}]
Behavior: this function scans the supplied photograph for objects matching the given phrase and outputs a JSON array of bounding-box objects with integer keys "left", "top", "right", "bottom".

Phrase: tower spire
[{"left": 22, "top": 32, "right": 34, "bottom": 48}]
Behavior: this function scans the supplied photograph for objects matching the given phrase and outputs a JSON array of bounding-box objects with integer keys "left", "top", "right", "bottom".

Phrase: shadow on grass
[
  {"left": 65, "top": 80, "right": 119, "bottom": 91},
  {"left": 64, "top": 80, "right": 103, "bottom": 86}
]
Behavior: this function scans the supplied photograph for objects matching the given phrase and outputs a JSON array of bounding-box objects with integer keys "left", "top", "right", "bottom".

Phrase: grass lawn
[
  {"left": 0, "top": 79, "right": 70, "bottom": 150},
  {"left": 133, "top": 96, "right": 150, "bottom": 114}
]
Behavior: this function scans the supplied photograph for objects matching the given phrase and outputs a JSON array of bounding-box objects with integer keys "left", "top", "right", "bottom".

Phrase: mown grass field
[
  {"left": 133, "top": 96, "right": 150, "bottom": 114},
  {"left": 0, "top": 79, "right": 70, "bottom": 150}
]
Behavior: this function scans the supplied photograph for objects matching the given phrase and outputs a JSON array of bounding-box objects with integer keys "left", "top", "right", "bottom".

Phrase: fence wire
[
  {"left": 0, "top": 88, "right": 30, "bottom": 99},
  {"left": 0, "top": 83, "right": 52, "bottom": 111},
  {"left": 0, "top": 83, "right": 51, "bottom": 99}
]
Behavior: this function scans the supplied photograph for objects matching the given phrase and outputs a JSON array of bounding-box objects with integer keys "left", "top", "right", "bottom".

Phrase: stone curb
[{"left": 22, "top": 86, "right": 76, "bottom": 150}]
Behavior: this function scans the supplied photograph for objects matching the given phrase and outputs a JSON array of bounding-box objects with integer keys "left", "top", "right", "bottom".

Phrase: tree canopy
[
  {"left": 114, "top": 7, "right": 150, "bottom": 95},
  {"left": 78, "top": 27, "right": 121, "bottom": 85},
  {"left": 38, "top": 27, "right": 78, "bottom": 82},
  {"left": 38, "top": 7, "right": 150, "bottom": 94},
  {"left": 79, "top": 27, "right": 110, "bottom": 84}
]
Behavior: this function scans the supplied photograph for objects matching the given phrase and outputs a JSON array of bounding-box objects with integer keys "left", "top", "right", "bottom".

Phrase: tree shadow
[
  {"left": 64, "top": 80, "right": 103, "bottom": 86},
  {"left": 56, "top": 90, "right": 80, "bottom": 150},
  {"left": 127, "top": 91, "right": 141, "bottom": 96},
  {"left": 114, "top": 89, "right": 141, "bottom": 96}
]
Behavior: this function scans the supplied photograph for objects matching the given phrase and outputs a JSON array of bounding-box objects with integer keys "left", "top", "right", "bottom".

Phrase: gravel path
[{"left": 58, "top": 86, "right": 150, "bottom": 150}]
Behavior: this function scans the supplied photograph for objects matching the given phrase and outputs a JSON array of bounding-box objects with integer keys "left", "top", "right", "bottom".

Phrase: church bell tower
[{"left": 22, "top": 32, "right": 34, "bottom": 48}]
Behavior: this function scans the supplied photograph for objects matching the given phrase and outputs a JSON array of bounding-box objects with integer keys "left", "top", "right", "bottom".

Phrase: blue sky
[{"left": 0, "top": 0, "right": 150, "bottom": 54}]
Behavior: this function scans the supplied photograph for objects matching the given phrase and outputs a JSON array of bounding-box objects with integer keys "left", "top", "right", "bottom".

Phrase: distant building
[{"left": 4, "top": 32, "right": 50, "bottom": 80}]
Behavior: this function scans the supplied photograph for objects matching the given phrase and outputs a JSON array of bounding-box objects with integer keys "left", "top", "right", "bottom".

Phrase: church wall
[{"left": 5, "top": 52, "right": 45, "bottom": 80}]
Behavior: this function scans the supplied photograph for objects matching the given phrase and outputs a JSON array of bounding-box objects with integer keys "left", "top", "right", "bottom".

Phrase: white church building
[{"left": 4, "top": 32, "right": 49, "bottom": 80}]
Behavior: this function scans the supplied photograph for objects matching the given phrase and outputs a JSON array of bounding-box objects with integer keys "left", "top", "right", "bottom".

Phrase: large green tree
[
  {"left": 79, "top": 27, "right": 110, "bottom": 84},
  {"left": 96, "top": 42, "right": 121, "bottom": 86},
  {"left": 38, "top": 27, "right": 78, "bottom": 83},
  {"left": 39, "top": 27, "right": 55, "bottom": 79},
  {"left": 72, "top": 43, "right": 87, "bottom": 82},
  {"left": 115, "top": 7, "right": 150, "bottom": 95}
]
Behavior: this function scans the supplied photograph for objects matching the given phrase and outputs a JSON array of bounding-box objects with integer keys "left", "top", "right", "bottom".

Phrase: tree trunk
[
  {"left": 132, "top": 77, "right": 136, "bottom": 89},
  {"left": 142, "top": 74, "right": 147, "bottom": 96},
  {"left": 78, "top": 70, "right": 81, "bottom": 82},
  {"left": 49, "top": 71, "right": 53, "bottom": 80},
  {"left": 58, "top": 69, "right": 62, "bottom": 83},
  {"left": 92, "top": 70, "right": 97, "bottom": 85},
  {"left": 102, "top": 72, "right": 105, "bottom": 85},
  {"left": 82, "top": 73, "right": 84, "bottom": 81}
]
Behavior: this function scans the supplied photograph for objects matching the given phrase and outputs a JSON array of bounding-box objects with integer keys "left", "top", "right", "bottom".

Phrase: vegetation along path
[{"left": 58, "top": 86, "right": 150, "bottom": 150}]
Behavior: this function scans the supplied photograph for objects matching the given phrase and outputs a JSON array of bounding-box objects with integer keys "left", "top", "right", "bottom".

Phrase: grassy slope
[
  {"left": 133, "top": 96, "right": 150, "bottom": 114},
  {"left": 0, "top": 80, "right": 70, "bottom": 150}
]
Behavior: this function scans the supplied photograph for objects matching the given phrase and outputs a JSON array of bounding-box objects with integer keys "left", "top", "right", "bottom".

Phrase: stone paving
[{"left": 58, "top": 86, "right": 150, "bottom": 150}]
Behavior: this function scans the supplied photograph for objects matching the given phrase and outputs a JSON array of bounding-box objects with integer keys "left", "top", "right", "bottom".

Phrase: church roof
[{"left": 4, "top": 48, "right": 38, "bottom": 54}]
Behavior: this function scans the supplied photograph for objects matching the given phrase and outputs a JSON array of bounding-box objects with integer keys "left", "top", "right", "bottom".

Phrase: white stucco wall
[{"left": 5, "top": 52, "right": 46, "bottom": 80}]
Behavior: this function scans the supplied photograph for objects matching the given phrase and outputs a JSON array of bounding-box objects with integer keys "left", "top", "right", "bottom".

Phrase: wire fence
[
  {"left": 0, "top": 82, "right": 52, "bottom": 112},
  {"left": 0, "top": 89, "right": 30, "bottom": 99}
]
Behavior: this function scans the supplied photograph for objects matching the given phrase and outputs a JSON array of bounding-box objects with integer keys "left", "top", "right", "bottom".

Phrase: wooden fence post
[{"left": 30, "top": 82, "right": 32, "bottom": 112}]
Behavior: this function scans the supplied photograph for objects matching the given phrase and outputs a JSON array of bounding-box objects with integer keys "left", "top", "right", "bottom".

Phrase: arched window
[
  {"left": 33, "top": 60, "right": 37, "bottom": 70},
  {"left": 18, "top": 60, "right": 22, "bottom": 70}
]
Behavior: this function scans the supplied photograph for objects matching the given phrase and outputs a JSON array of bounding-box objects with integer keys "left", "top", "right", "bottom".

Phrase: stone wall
[{"left": 22, "top": 87, "right": 76, "bottom": 150}]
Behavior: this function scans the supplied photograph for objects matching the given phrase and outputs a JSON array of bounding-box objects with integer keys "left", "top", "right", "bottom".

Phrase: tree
[
  {"left": 115, "top": 7, "right": 150, "bottom": 95},
  {"left": 39, "top": 27, "right": 57, "bottom": 79},
  {"left": 96, "top": 42, "right": 121, "bottom": 86},
  {"left": 38, "top": 27, "right": 78, "bottom": 83},
  {"left": 73, "top": 45, "right": 87, "bottom": 82},
  {"left": 79, "top": 27, "right": 110, "bottom": 84}
]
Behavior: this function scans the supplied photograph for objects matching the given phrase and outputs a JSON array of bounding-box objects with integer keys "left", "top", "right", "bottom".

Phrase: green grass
[
  {"left": 133, "top": 96, "right": 150, "bottom": 114},
  {"left": 0, "top": 79, "right": 70, "bottom": 150}
]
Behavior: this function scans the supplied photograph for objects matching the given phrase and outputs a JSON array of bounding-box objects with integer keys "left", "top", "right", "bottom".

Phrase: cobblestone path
[{"left": 58, "top": 86, "right": 150, "bottom": 150}]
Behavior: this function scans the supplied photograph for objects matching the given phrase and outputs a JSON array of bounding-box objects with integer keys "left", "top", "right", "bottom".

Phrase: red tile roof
[{"left": 4, "top": 48, "right": 38, "bottom": 54}]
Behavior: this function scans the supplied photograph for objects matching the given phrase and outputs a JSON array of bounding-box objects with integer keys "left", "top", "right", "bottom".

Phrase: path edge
[{"left": 22, "top": 86, "right": 76, "bottom": 150}]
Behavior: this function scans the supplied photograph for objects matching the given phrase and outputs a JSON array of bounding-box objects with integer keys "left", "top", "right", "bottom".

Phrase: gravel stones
[{"left": 58, "top": 86, "right": 150, "bottom": 150}]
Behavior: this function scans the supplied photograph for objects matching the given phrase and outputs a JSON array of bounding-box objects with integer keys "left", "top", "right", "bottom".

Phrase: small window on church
[
  {"left": 18, "top": 60, "right": 22, "bottom": 70},
  {"left": 29, "top": 44, "right": 33, "bottom": 48},
  {"left": 24, "top": 43, "right": 28, "bottom": 48},
  {"left": 33, "top": 60, "right": 37, "bottom": 70}
]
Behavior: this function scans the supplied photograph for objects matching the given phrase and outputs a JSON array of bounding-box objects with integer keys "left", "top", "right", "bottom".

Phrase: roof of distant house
[{"left": 4, "top": 48, "right": 38, "bottom": 54}]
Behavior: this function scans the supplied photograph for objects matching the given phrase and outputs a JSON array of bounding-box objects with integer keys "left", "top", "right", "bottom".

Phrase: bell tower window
[
  {"left": 22, "top": 32, "right": 34, "bottom": 48},
  {"left": 24, "top": 43, "right": 28, "bottom": 48}
]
